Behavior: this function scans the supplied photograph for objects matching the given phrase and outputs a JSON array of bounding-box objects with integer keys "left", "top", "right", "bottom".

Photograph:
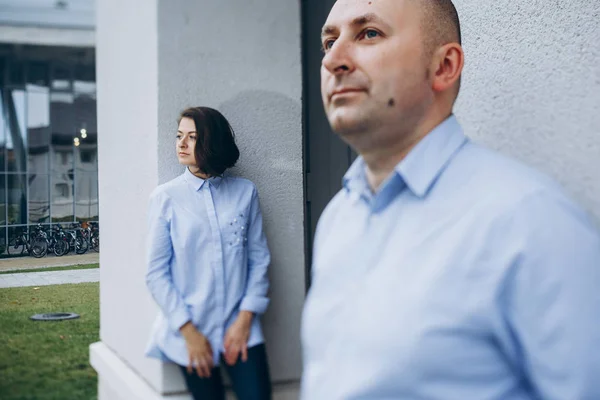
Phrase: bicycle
[
  {"left": 7, "top": 227, "right": 48, "bottom": 258},
  {"left": 65, "top": 223, "right": 89, "bottom": 255},
  {"left": 47, "top": 225, "right": 70, "bottom": 257},
  {"left": 83, "top": 221, "right": 100, "bottom": 252}
]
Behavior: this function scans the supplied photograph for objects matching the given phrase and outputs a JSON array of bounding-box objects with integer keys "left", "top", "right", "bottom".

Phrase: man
[{"left": 301, "top": 0, "right": 600, "bottom": 399}]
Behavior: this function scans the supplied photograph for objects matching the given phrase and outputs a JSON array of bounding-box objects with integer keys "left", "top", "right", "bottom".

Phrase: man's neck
[{"left": 362, "top": 112, "right": 452, "bottom": 192}]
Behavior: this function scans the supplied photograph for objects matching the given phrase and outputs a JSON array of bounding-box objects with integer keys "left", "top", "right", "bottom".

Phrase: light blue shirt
[
  {"left": 301, "top": 115, "right": 600, "bottom": 399},
  {"left": 145, "top": 168, "right": 270, "bottom": 366}
]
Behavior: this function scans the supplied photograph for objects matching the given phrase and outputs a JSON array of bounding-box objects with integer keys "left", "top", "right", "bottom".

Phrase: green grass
[
  {"left": 0, "top": 264, "right": 100, "bottom": 275},
  {"left": 0, "top": 283, "right": 99, "bottom": 400}
]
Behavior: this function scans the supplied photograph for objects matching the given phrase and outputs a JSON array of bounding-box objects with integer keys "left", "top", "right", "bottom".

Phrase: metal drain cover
[{"left": 30, "top": 312, "right": 80, "bottom": 321}]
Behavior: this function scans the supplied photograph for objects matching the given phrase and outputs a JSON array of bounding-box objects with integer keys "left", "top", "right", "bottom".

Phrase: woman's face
[{"left": 176, "top": 117, "right": 198, "bottom": 167}]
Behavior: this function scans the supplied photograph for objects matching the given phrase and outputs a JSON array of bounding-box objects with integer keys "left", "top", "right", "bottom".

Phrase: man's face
[{"left": 321, "top": 0, "right": 433, "bottom": 148}]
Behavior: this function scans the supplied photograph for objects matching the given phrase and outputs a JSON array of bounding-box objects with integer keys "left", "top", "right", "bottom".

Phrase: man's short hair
[{"left": 419, "top": 0, "right": 462, "bottom": 55}]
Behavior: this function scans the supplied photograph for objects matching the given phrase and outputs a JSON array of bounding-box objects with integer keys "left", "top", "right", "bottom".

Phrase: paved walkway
[
  {"left": 0, "top": 252, "right": 99, "bottom": 272},
  {"left": 0, "top": 268, "right": 100, "bottom": 288}
]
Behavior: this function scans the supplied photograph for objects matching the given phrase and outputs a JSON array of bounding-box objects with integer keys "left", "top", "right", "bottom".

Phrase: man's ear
[{"left": 431, "top": 43, "right": 464, "bottom": 93}]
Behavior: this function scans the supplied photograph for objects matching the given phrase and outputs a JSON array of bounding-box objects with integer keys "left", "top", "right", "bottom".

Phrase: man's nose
[{"left": 322, "top": 39, "right": 355, "bottom": 75}]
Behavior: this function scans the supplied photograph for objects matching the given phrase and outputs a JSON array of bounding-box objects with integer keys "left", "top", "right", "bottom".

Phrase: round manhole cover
[{"left": 30, "top": 312, "right": 80, "bottom": 321}]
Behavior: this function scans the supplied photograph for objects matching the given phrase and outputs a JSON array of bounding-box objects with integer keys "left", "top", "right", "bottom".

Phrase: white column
[{"left": 91, "top": 0, "right": 305, "bottom": 398}]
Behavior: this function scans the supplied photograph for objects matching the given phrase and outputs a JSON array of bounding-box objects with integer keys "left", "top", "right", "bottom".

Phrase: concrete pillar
[{"left": 90, "top": 0, "right": 304, "bottom": 398}]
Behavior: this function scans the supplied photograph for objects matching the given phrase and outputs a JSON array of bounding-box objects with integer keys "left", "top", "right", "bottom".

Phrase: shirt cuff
[
  {"left": 169, "top": 307, "right": 191, "bottom": 332},
  {"left": 240, "top": 296, "right": 270, "bottom": 315}
]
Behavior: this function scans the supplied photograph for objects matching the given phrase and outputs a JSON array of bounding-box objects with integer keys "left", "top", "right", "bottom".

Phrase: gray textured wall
[
  {"left": 454, "top": 0, "right": 600, "bottom": 221},
  {"left": 157, "top": 0, "right": 305, "bottom": 382}
]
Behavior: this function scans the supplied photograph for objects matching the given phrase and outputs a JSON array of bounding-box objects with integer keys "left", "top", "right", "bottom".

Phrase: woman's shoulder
[
  {"left": 224, "top": 175, "right": 258, "bottom": 193},
  {"left": 150, "top": 174, "right": 187, "bottom": 201}
]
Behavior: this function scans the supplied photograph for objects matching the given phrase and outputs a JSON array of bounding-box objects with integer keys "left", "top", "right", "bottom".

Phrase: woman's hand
[
  {"left": 180, "top": 322, "right": 214, "bottom": 377},
  {"left": 223, "top": 311, "right": 254, "bottom": 366}
]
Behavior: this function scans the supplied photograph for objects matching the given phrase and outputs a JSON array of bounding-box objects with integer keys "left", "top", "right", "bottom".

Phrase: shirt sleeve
[
  {"left": 145, "top": 190, "right": 192, "bottom": 332},
  {"left": 501, "top": 191, "right": 600, "bottom": 400},
  {"left": 239, "top": 186, "right": 271, "bottom": 314}
]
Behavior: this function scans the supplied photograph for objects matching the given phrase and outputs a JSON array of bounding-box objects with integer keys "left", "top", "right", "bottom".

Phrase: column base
[{"left": 90, "top": 342, "right": 299, "bottom": 400}]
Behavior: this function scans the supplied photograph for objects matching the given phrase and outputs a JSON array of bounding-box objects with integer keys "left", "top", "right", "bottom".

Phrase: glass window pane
[
  {"left": 50, "top": 91, "right": 75, "bottom": 172},
  {"left": 0, "top": 58, "right": 5, "bottom": 87},
  {"left": 7, "top": 174, "right": 27, "bottom": 225},
  {"left": 28, "top": 61, "right": 50, "bottom": 87},
  {"left": 74, "top": 64, "right": 96, "bottom": 96},
  {"left": 5, "top": 89, "right": 27, "bottom": 173},
  {"left": 51, "top": 63, "right": 71, "bottom": 91},
  {"left": 75, "top": 172, "right": 98, "bottom": 222},
  {"left": 73, "top": 92, "right": 97, "bottom": 170},
  {"left": 29, "top": 174, "right": 49, "bottom": 223},
  {"left": 8, "top": 59, "right": 25, "bottom": 86},
  {"left": 27, "top": 85, "right": 51, "bottom": 173},
  {"left": 0, "top": 174, "right": 6, "bottom": 225},
  {"left": 52, "top": 173, "right": 73, "bottom": 223},
  {"left": 0, "top": 227, "right": 6, "bottom": 257},
  {"left": 0, "top": 99, "right": 5, "bottom": 172}
]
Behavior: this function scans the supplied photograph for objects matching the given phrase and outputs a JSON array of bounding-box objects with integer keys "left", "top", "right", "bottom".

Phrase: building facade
[{"left": 0, "top": 0, "right": 97, "bottom": 256}]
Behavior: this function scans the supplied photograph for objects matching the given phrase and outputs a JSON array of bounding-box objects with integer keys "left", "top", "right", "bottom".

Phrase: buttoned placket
[{"left": 200, "top": 181, "right": 227, "bottom": 357}]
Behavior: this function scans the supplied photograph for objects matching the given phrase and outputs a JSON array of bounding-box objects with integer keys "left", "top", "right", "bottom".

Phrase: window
[{"left": 0, "top": 44, "right": 97, "bottom": 246}]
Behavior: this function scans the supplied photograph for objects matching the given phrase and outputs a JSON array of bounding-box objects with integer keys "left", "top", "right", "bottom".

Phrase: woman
[{"left": 145, "top": 107, "right": 272, "bottom": 399}]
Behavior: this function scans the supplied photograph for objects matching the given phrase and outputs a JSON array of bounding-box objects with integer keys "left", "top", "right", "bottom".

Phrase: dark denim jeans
[{"left": 180, "top": 344, "right": 272, "bottom": 400}]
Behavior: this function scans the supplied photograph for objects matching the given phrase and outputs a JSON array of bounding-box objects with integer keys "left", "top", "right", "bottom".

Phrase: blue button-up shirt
[
  {"left": 301, "top": 115, "right": 600, "bottom": 399},
  {"left": 145, "top": 168, "right": 270, "bottom": 366}
]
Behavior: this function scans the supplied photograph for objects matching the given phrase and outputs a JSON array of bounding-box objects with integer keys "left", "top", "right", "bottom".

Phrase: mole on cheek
[{"left": 388, "top": 98, "right": 395, "bottom": 107}]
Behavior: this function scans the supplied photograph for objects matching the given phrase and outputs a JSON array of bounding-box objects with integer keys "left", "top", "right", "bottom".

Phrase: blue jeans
[{"left": 180, "top": 344, "right": 272, "bottom": 400}]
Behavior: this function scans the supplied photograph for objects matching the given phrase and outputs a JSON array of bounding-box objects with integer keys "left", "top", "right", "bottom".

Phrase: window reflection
[
  {"left": 1, "top": 45, "right": 98, "bottom": 250},
  {"left": 29, "top": 174, "right": 50, "bottom": 223},
  {"left": 7, "top": 174, "right": 27, "bottom": 225},
  {"left": 73, "top": 90, "right": 97, "bottom": 169},
  {"left": 50, "top": 91, "right": 74, "bottom": 173},
  {"left": 52, "top": 173, "right": 74, "bottom": 222},
  {"left": 8, "top": 60, "right": 25, "bottom": 86},
  {"left": 28, "top": 62, "right": 50, "bottom": 87},
  {"left": 52, "top": 63, "right": 71, "bottom": 92},
  {"left": 0, "top": 174, "right": 5, "bottom": 225},
  {"left": 75, "top": 172, "right": 98, "bottom": 222},
  {"left": 0, "top": 227, "right": 6, "bottom": 257},
  {"left": 5, "top": 89, "right": 27, "bottom": 173},
  {"left": 28, "top": 85, "right": 51, "bottom": 173},
  {"left": 0, "top": 98, "right": 5, "bottom": 172}
]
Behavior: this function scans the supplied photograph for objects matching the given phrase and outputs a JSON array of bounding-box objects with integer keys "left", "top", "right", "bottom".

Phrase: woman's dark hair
[{"left": 179, "top": 107, "right": 240, "bottom": 176}]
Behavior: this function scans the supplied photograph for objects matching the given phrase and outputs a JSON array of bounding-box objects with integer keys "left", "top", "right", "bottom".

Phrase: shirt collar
[
  {"left": 183, "top": 167, "right": 224, "bottom": 190},
  {"left": 343, "top": 115, "right": 468, "bottom": 198}
]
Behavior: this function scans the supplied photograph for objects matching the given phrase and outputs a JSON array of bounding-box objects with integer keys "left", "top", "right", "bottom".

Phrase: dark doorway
[{"left": 302, "top": 0, "right": 357, "bottom": 286}]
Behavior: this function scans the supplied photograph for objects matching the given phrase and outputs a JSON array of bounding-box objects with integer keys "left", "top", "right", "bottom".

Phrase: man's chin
[{"left": 328, "top": 112, "right": 371, "bottom": 137}]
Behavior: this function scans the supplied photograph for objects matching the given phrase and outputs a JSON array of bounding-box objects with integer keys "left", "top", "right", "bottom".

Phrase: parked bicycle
[
  {"left": 47, "top": 225, "right": 70, "bottom": 257},
  {"left": 83, "top": 221, "right": 100, "bottom": 252},
  {"left": 7, "top": 227, "right": 48, "bottom": 258},
  {"left": 65, "top": 223, "right": 89, "bottom": 255}
]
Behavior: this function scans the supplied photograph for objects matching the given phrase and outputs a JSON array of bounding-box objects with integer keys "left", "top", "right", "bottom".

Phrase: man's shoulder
[
  {"left": 445, "top": 143, "right": 599, "bottom": 238},
  {"left": 453, "top": 143, "right": 567, "bottom": 209}
]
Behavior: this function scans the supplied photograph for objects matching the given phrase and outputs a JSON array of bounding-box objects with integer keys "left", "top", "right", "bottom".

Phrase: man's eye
[
  {"left": 322, "top": 39, "right": 335, "bottom": 52},
  {"left": 363, "top": 29, "right": 380, "bottom": 40}
]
